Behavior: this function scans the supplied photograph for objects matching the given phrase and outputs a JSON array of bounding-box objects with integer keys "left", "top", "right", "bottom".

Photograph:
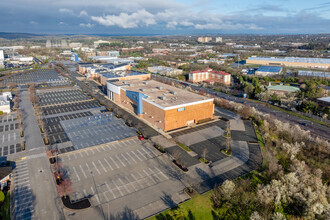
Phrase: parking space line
[
  {"left": 131, "top": 151, "right": 143, "bottom": 162},
  {"left": 83, "top": 189, "right": 88, "bottom": 197},
  {"left": 115, "top": 155, "right": 126, "bottom": 167},
  {"left": 98, "top": 160, "right": 107, "bottom": 173},
  {"left": 72, "top": 167, "right": 80, "bottom": 181},
  {"left": 73, "top": 154, "right": 78, "bottom": 159},
  {"left": 126, "top": 152, "right": 137, "bottom": 164},
  {"left": 91, "top": 187, "right": 100, "bottom": 205},
  {"left": 137, "top": 171, "right": 151, "bottom": 187},
  {"left": 120, "top": 153, "right": 131, "bottom": 165},
  {"left": 141, "top": 147, "right": 153, "bottom": 158},
  {"left": 92, "top": 162, "right": 101, "bottom": 175},
  {"left": 118, "top": 178, "right": 130, "bottom": 194},
  {"left": 100, "top": 187, "right": 109, "bottom": 202},
  {"left": 96, "top": 147, "right": 101, "bottom": 153},
  {"left": 79, "top": 151, "right": 83, "bottom": 158},
  {"left": 154, "top": 167, "right": 169, "bottom": 180},
  {"left": 90, "top": 148, "right": 95, "bottom": 155},
  {"left": 143, "top": 170, "right": 157, "bottom": 184},
  {"left": 124, "top": 176, "right": 138, "bottom": 192},
  {"left": 68, "top": 155, "right": 71, "bottom": 160},
  {"left": 103, "top": 158, "right": 113, "bottom": 171},
  {"left": 84, "top": 150, "right": 89, "bottom": 156},
  {"left": 112, "top": 180, "right": 124, "bottom": 197},
  {"left": 79, "top": 165, "right": 87, "bottom": 179},
  {"left": 101, "top": 146, "right": 106, "bottom": 151},
  {"left": 149, "top": 168, "right": 162, "bottom": 182},
  {"left": 136, "top": 149, "right": 148, "bottom": 160},
  {"left": 105, "top": 182, "right": 116, "bottom": 199}
]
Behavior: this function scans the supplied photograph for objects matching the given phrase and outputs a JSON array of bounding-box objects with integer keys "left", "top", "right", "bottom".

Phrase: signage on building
[{"left": 177, "top": 107, "right": 185, "bottom": 112}]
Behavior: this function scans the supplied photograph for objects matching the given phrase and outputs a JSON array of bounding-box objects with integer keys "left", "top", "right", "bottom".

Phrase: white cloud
[
  {"left": 59, "top": 21, "right": 65, "bottom": 25},
  {"left": 79, "top": 10, "right": 88, "bottom": 17},
  {"left": 59, "top": 8, "right": 73, "bottom": 14},
  {"left": 79, "top": 23, "right": 94, "bottom": 28},
  {"left": 166, "top": 21, "right": 178, "bottom": 29},
  {"left": 91, "top": 9, "right": 156, "bottom": 28},
  {"left": 30, "top": 21, "right": 38, "bottom": 25},
  {"left": 180, "top": 21, "right": 194, "bottom": 26}
]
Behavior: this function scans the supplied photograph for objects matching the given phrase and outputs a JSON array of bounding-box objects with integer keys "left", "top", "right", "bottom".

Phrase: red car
[{"left": 138, "top": 135, "right": 145, "bottom": 140}]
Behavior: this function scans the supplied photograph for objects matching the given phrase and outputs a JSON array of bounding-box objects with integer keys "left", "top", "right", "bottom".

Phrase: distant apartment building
[
  {"left": 255, "top": 66, "right": 282, "bottom": 76},
  {"left": 197, "top": 37, "right": 212, "bottom": 43},
  {"left": 246, "top": 56, "right": 330, "bottom": 69},
  {"left": 147, "top": 66, "right": 183, "bottom": 77},
  {"left": 107, "top": 79, "right": 214, "bottom": 131},
  {"left": 121, "top": 47, "right": 144, "bottom": 53},
  {"left": 69, "top": 42, "right": 82, "bottom": 48},
  {"left": 188, "top": 68, "right": 231, "bottom": 86}
]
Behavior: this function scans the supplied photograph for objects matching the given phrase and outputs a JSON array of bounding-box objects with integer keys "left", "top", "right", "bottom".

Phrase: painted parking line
[
  {"left": 149, "top": 168, "right": 162, "bottom": 182},
  {"left": 103, "top": 158, "right": 113, "bottom": 171},
  {"left": 91, "top": 187, "right": 100, "bottom": 205},
  {"left": 84, "top": 150, "right": 89, "bottom": 156},
  {"left": 131, "top": 151, "right": 143, "bottom": 162},
  {"left": 130, "top": 173, "right": 144, "bottom": 189},
  {"left": 126, "top": 152, "right": 137, "bottom": 164},
  {"left": 79, "top": 151, "right": 83, "bottom": 158},
  {"left": 101, "top": 146, "right": 106, "bottom": 151},
  {"left": 105, "top": 182, "right": 117, "bottom": 199},
  {"left": 79, "top": 165, "right": 87, "bottom": 179},
  {"left": 100, "top": 188, "right": 109, "bottom": 202},
  {"left": 112, "top": 180, "right": 124, "bottom": 197},
  {"left": 115, "top": 155, "right": 126, "bottom": 167},
  {"left": 118, "top": 178, "right": 130, "bottom": 194},
  {"left": 154, "top": 167, "right": 169, "bottom": 180},
  {"left": 120, "top": 153, "right": 131, "bottom": 165},
  {"left": 137, "top": 171, "right": 152, "bottom": 187},
  {"left": 72, "top": 167, "right": 80, "bottom": 181},
  {"left": 92, "top": 162, "right": 101, "bottom": 175},
  {"left": 90, "top": 148, "right": 95, "bottom": 155},
  {"left": 98, "top": 160, "right": 107, "bottom": 173},
  {"left": 83, "top": 189, "right": 88, "bottom": 197},
  {"left": 143, "top": 169, "right": 157, "bottom": 184},
  {"left": 136, "top": 149, "right": 148, "bottom": 160},
  {"left": 125, "top": 176, "right": 138, "bottom": 192},
  {"left": 141, "top": 147, "right": 153, "bottom": 158}
]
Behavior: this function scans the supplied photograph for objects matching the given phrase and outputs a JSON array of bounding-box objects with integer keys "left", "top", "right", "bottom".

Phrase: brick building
[
  {"left": 107, "top": 79, "right": 214, "bottom": 131},
  {"left": 188, "top": 68, "right": 231, "bottom": 85}
]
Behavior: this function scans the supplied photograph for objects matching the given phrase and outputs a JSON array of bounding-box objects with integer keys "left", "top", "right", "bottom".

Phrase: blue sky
[{"left": 1, "top": 0, "right": 330, "bottom": 35}]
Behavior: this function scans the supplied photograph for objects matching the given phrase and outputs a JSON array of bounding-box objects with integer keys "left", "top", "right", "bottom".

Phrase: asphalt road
[{"left": 151, "top": 74, "right": 330, "bottom": 140}]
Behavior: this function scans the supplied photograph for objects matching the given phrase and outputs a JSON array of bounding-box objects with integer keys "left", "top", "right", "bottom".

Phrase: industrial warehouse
[
  {"left": 246, "top": 56, "right": 330, "bottom": 69},
  {"left": 107, "top": 79, "right": 214, "bottom": 131}
]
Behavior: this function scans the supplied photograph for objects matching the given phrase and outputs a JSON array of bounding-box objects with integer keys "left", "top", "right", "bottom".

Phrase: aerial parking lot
[
  {"left": 59, "top": 137, "right": 188, "bottom": 219},
  {"left": 0, "top": 113, "right": 22, "bottom": 156},
  {"left": 41, "top": 100, "right": 101, "bottom": 116},
  {"left": 37, "top": 88, "right": 92, "bottom": 106}
]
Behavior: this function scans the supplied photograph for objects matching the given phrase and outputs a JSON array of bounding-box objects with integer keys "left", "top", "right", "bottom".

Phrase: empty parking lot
[
  {"left": 0, "top": 114, "right": 22, "bottom": 156},
  {"left": 37, "top": 89, "right": 92, "bottom": 106},
  {"left": 59, "top": 137, "right": 187, "bottom": 218}
]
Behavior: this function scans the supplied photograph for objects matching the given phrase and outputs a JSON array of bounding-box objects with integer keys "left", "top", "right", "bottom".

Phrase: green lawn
[{"left": 148, "top": 190, "right": 215, "bottom": 220}]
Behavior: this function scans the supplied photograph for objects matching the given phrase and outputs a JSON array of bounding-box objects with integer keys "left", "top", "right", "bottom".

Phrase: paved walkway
[{"left": 20, "top": 90, "right": 44, "bottom": 150}]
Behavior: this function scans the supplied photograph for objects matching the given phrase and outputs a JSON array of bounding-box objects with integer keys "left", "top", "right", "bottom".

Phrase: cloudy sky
[{"left": 1, "top": 0, "right": 330, "bottom": 35}]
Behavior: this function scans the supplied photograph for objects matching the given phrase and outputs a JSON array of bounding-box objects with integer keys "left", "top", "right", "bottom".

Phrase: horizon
[{"left": 1, "top": 0, "right": 330, "bottom": 35}]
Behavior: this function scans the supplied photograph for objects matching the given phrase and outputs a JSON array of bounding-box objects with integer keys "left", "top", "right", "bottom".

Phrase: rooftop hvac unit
[
  {"left": 143, "top": 81, "right": 148, "bottom": 85},
  {"left": 157, "top": 86, "right": 163, "bottom": 90},
  {"left": 170, "top": 91, "right": 177, "bottom": 95},
  {"left": 140, "top": 88, "right": 146, "bottom": 92},
  {"left": 160, "top": 96, "right": 166, "bottom": 100},
  {"left": 128, "top": 84, "right": 132, "bottom": 87}
]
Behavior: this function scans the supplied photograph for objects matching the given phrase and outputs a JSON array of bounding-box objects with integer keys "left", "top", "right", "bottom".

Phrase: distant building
[
  {"left": 316, "top": 96, "right": 330, "bottom": 107},
  {"left": 0, "top": 50, "right": 3, "bottom": 61},
  {"left": 255, "top": 66, "right": 282, "bottom": 76},
  {"left": 69, "top": 42, "right": 82, "bottom": 48},
  {"left": 246, "top": 56, "right": 330, "bottom": 69},
  {"left": 298, "top": 70, "right": 330, "bottom": 79},
  {"left": 107, "top": 79, "right": 214, "bottom": 131},
  {"left": 147, "top": 66, "right": 183, "bottom": 77},
  {"left": 197, "top": 37, "right": 212, "bottom": 43},
  {"left": 0, "top": 165, "right": 12, "bottom": 190},
  {"left": 96, "top": 51, "right": 119, "bottom": 57},
  {"left": 215, "top": 37, "right": 222, "bottom": 43},
  {"left": 267, "top": 84, "right": 300, "bottom": 95},
  {"left": 189, "top": 68, "right": 231, "bottom": 86},
  {"left": 94, "top": 40, "right": 110, "bottom": 48},
  {"left": 71, "top": 53, "right": 81, "bottom": 62}
]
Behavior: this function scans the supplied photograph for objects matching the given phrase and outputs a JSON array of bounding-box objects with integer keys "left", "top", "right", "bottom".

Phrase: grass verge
[
  {"left": 147, "top": 190, "right": 215, "bottom": 220},
  {"left": 177, "top": 142, "right": 191, "bottom": 152}
]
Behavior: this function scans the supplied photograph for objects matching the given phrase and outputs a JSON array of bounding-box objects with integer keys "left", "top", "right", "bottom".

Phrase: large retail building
[
  {"left": 246, "top": 56, "right": 330, "bottom": 69},
  {"left": 107, "top": 79, "right": 214, "bottom": 131}
]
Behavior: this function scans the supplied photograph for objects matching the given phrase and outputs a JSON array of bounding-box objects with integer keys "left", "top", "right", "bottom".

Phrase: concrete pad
[
  {"left": 175, "top": 126, "right": 224, "bottom": 146},
  {"left": 230, "top": 118, "right": 245, "bottom": 131}
]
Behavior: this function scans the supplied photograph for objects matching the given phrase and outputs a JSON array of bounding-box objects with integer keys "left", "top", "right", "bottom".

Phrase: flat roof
[
  {"left": 257, "top": 66, "right": 282, "bottom": 72},
  {"left": 111, "top": 79, "right": 213, "bottom": 108},
  {"left": 247, "top": 56, "right": 330, "bottom": 64},
  {"left": 267, "top": 85, "right": 300, "bottom": 92},
  {"left": 101, "top": 70, "right": 148, "bottom": 79},
  {"left": 317, "top": 96, "right": 330, "bottom": 103}
]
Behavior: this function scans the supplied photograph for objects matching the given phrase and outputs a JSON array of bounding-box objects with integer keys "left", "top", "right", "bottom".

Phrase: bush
[{"left": 0, "top": 192, "right": 10, "bottom": 220}]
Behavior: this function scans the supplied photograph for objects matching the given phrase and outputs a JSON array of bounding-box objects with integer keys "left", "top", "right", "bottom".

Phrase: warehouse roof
[
  {"left": 111, "top": 79, "right": 213, "bottom": 109},
  {"left": 247, "top": 56, "right": 330, "bottom": 64},
  {"left": 101, "top": 70, "right": 148, "bottom": 79},
  {"left": 256, "top": 66, "right": 282, "bottom": 73},
  {"left": 267, "top": 85, "right": 300, "bottom": 92}
]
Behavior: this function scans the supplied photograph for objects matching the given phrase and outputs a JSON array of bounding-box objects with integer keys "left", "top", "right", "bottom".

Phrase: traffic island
[{"left": 61, "top": 196, "right": 91, "bottom": 210}]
